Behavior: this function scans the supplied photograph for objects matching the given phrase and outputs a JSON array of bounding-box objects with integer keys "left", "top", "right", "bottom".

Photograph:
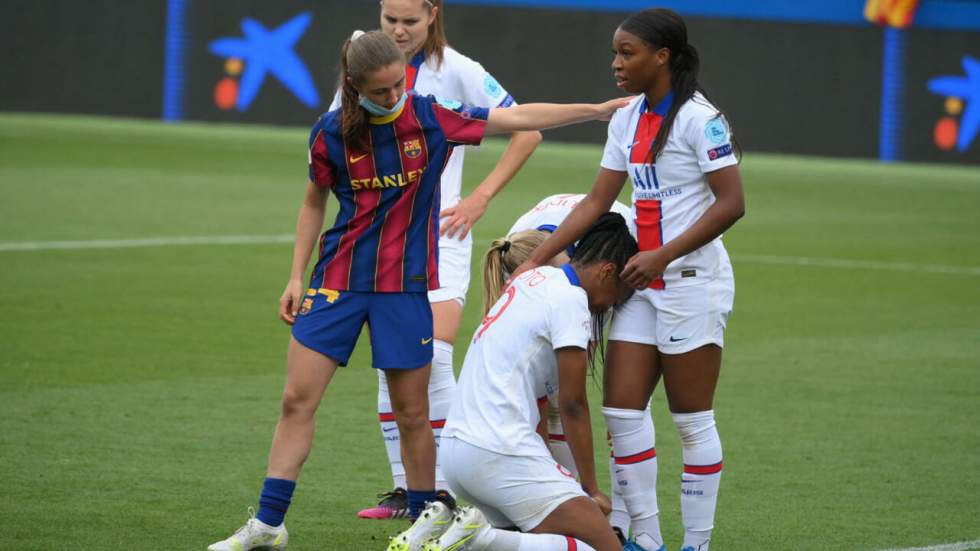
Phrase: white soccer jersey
[
  {"left": 443, "top": 265, "right": 591, "bottom": 458},
  {"left": 330, "top": 46, "right": 515, "bottom": 212},
  {"left": 600, "top": 92, "right": 738, "bottom": 288},
  {"left": 507, "top": 193, "right": 635, "bottom": 237}
]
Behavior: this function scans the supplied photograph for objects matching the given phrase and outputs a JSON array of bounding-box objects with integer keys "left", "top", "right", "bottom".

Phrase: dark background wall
[
  {"left": 0, "top": 0, "right": 167, "bottom": 118},
  {"left": 1, "top": 0, "right": 978, "bottom": 164}
]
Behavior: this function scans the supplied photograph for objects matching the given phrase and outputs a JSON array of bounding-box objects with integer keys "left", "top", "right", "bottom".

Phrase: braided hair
[{"left": 569, "top": 212, "right": 638, "bottom": 373}]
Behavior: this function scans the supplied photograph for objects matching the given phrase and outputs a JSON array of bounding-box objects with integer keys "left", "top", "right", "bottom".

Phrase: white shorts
[
  {"left": 441, "top": 437, "right": 586, "bottom": 532},
  {"left": 427, "top": 232, "right": 472, "bottom": 306},
  {"left": 608, "top": 274, "right": 734, "bottom": 355}
]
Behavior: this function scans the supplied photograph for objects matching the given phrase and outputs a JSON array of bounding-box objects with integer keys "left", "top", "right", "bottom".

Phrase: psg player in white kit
[
  {"left": 489, "top": 193, "right": 639, "bottom": 544},
  {"left": 514, "top": 9, "right": 745, "bottom": 551},
  {"left": 328, "top": 0, "right": 542, "bottom": 519},
  {"left": 401, "top": 213, "right": 638, "bottom": 551}
]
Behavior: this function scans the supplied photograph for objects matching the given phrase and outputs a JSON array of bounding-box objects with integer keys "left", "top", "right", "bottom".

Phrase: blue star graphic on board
[
  {"left": 928, "top": 55, "right": 980, "bottom": 152},
  {"left": 209, "top": 12, "right": 319, "bottom": 111}
]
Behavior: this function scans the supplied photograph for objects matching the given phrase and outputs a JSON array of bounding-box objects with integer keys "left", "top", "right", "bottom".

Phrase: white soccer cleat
[
  {"left": 386, "top": 500, "right": 455, "bottom": 551},
  {"left": 207, "top": 508, "right": 288, "bottom": 551},
  {"left": 422, "top": 506, "right": 491, "bottom": 551}
]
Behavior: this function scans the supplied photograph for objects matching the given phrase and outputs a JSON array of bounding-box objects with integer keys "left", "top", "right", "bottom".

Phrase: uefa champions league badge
[
  {"left": 484, "top": 74, "right": 504, "bottom": 99},
  {"left": 704, "top": 118, "right": 728, "bottom": 145},
  {"left": 707, "top": 143, "right": 733, "bottom": 160}
]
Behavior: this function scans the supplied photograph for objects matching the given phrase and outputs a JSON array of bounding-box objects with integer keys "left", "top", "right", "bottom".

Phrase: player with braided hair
[
  {"left": 513, "top": 9, "right": 745, "bottom": 551},
  {"left": 406, "top": 213, "right": 637, "bottom": 551},
  {"left": 207, "top": 29, "right": 630, "bottom": 551},
  {"left": 481, "top": 194, "right": 641, "bottom": 543}
]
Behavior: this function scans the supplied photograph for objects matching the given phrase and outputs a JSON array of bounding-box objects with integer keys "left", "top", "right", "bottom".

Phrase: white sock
[
  {"left": 377, "top": 369, "right": 405, "bottom": 489},
  {"left": 609, "top": 454, "right": 630, "bottom": 536},
  {"left": 547, "top": 402, "right": 577, "bottom": 477},
  {"left": 673, "top": 410, "right": 723, "bottom": 551},
  {"left": 429, "top": 339, "right": 457, "bottom": 492},
  {"left": 477, "top": 528, "right": 597, "bottom": 551},
  {"left": 603, "top": 406, "right": 663, "bottom": 550}
]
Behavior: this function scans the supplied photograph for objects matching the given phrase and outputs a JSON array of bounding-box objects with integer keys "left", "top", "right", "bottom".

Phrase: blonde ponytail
[{"left": 481, "top": 230, "right": 549, "bottom": 316}]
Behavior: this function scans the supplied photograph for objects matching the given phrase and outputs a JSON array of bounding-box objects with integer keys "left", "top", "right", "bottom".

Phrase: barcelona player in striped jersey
[
  {"left": 329, "top": 0, "right": 543, "bottom": 520},
  {"left": 513, "top": 9, "right": 745, "bottom": 551},
  {"left": 207, "top": 30, "right": 630, "bottom": 551}
]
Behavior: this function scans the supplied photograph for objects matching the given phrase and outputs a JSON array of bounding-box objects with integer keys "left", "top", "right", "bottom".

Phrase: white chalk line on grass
[
  {"left": 2, "top": 236, "right": 980, "bottom": 277},
  {"left": 0, "top": 234, "right": 294, "bottom": 251},
  {"left": 877, "top": 538, "right": 980, "bottom": 551},
  {"left": 734, "top": 253, "right": 980, "bottom": 276}
]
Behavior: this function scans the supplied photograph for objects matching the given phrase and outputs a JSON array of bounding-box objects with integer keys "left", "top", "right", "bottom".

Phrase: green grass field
[{"left": 1, "top": 113, "right": 978, "bottom": 550}]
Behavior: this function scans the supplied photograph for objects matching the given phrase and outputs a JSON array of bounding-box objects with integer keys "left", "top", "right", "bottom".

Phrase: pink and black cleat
[{"left": 357, "top": 488, "right": 409, "bottom": 520}]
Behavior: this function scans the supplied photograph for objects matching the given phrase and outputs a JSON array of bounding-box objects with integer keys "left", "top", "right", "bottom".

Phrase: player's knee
[
  {"left": 672, "top": 410, "right": 720, "bottom": 449},
  {"left": 602, "top": 406, "right": 649, "bottom": 436},
  {"left": 280, "top": 387, "right": 317, "bottom": 419},
  {"left": 428, "top": 340, "right": 456, "bottom": 391},
  {"left": 392, "top": 403, "right": 429, "bottom": 434}
]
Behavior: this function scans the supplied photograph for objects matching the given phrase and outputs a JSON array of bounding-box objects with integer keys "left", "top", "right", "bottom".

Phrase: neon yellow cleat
[
  {"left": 422, "top": 506, "right": 490, "bottom": 551},
  {"left": 386, "top": 500, "right": 454, "bottom": 551},
  {"left": 207, "top": 508, "right": 287, "bottom": 551}
]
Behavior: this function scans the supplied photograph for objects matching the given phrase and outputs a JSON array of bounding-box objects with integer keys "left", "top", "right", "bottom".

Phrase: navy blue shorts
[{"left": 291, "top": 288, "right": 433, "bottom": 370}]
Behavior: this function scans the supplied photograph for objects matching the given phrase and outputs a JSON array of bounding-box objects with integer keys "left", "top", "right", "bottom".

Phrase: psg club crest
[{"left": 403, "top": 139, "right": 422, "bottom": 159}]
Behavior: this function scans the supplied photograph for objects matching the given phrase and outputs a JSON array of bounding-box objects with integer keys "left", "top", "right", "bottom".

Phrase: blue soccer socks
[
  {"left": 257, "top": 477, "right": 296, "bottom": 527},
  {"left": 407, "top": 489, "right": 437, "bottom": 519}
]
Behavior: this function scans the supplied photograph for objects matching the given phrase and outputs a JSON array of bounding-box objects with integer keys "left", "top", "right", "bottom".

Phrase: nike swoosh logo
[
  {"left": 382, "top": 427, "right": 399, "bottom": 432},
  {"left": 421, "top": 337, "right": 433, "bottom": 345},
  {"left": 669, "top": 336, "right": 687, "bottom": 342},
  {"left": 349, "top": 153, "right": 369, "bottom": 164}
]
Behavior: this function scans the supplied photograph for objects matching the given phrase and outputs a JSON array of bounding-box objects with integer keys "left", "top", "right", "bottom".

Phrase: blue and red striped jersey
[{"left": 307, "top": 92, "right": 489, "bottom": 293}]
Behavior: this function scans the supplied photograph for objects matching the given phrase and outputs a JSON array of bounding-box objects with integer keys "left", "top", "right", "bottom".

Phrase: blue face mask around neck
[{"left": 359, "top": 92, "right": 407, "bottom": 117}]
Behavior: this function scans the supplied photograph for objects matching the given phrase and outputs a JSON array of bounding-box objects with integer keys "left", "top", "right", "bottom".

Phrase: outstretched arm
[{"left": 484, "top": 97, "right": 631, "bottom": 135}]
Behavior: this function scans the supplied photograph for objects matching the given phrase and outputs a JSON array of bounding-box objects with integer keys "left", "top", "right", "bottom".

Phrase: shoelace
[{"left": 233, "top": 507, "right": 259, "bottom": 538}]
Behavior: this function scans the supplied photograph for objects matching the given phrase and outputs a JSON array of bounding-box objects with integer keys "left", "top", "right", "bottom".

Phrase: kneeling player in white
[
  {"left": 422, "top": 213, "right": 638, "bottom": 551},
  {"left": 487, "top": 193, "right": 640, "bottom": 543}
]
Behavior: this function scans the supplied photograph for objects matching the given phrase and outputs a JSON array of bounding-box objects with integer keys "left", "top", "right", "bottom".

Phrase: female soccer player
[
  {"left": 392, "top": 213, "right": 637, "bottom": 551},
  {"left": 206, "top": 30, "right": 629, "bottom": 551},
  {"left": 327, "top": 0, "right": 543, "bottom": 519},
  {"left": 484, "top": 193, "right": 637, "bottom": 543},
  {"left": 513, "top": 9, "right": 745, "bottom": 551}
]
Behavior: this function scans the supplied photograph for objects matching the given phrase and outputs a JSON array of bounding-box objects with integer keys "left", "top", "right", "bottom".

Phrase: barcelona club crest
[{"left": 403, "top": 139, "right": 422, "bottom": 159}]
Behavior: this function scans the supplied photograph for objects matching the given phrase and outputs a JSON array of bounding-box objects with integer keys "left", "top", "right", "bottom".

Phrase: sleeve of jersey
[
  {"left": 599, "top": 109, "right": 629, "bottom": 172},
  {"left": 460, "top": 58, "right": 516, "bottom": 108},
  {"left": 688, "top": 111, "right": 738, "bottom": 172},
  {"left": 431, "top": 99, "right": 489, "bottom": 146},
  {"left": 308, "top": 123, "right": 335, "bottom": 188},
  {"left": 548, "top": 288, "right": 591, "bottom": 351}
]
